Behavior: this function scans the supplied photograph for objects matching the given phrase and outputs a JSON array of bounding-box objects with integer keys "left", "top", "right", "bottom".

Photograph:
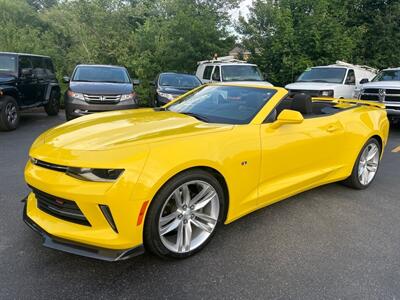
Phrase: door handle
[{"left": 326, "top": 125, "right": 339, "bottom": 132}]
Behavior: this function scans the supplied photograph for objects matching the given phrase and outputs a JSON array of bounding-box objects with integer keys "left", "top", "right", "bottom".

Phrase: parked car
[
  {"left": 152, "top": 72, "right": 202, "bottom": 106},
  {"left": 357, "top": 67, "right": 400, "bottom": 122},
  {"left": 0, "top": 52, "right": 60, "bottom": 131},
  {"left": 285, "top": 61, "right": 377, "bottom": 98},
  {"left": 24, "top": 83, "right": 389, "bottom": 261},
  {"left": 196, "top": 56, "right": 273, "bottom": 86},
  {"left": 64, "top": 64, "right": 139, "bottom": 120}
]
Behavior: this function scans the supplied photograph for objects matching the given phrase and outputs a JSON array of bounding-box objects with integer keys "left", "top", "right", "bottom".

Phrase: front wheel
[
  {"left": 343, "top": 138, "right": 381, "bottom": 189},
  {"left": 0, "top": 96, "right": 20, "bottom": 131},
  {"left": 144, "top": 170, "right": 225, "bottom": 259}
]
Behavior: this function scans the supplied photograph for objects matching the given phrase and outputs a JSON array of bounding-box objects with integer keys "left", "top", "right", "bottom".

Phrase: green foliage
[
  {"left": 239, "top": 0, "right": 400, "bottom": 86},
  {"left": 1, "top": 0, "right": 398, "bottom": 98},
  {"left": 0, "top": 0, "right": 237, "bottom": 105}
]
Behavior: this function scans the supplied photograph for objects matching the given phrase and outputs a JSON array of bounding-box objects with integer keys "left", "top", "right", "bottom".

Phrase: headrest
[{"left": 291, "top": 93, "right": 312, "bottom": 115}]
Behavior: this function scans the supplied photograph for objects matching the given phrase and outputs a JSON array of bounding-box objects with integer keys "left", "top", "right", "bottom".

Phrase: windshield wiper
[{"left": 181, "top": 112, "right": 209, "bottom": 122}]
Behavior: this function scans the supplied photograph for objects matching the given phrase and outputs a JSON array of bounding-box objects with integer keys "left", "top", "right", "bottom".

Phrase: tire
[
  {"left": 65, "top": 110, "right": 75, "bottom": 121},
  {"left": 0, "top": 96, "right": 20, "bottom": 131},
  {"left": 44, "top": 89, "right": 60, "bottom": 116},
  {"left": 144, "top": 169, "right": 225, "bottom": 259},
  {"left": 343, "top": 138, "right": 381, "bottom": 190}
]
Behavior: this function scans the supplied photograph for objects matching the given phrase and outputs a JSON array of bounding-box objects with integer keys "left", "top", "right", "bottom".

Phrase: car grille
[
  {"left": 84, "top": 94, "right": 121, "bottom": 104},
  {"left": 31, "top": 187, "right": 90, "bottom": 226},
  {"left": 360, "top": 88, "right": 400, "bottom": 102},
  {"left": 289, "top": 90, "right": 321, "bottom": 97}
]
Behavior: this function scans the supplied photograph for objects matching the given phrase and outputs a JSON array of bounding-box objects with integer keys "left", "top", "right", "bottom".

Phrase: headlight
[
  {"left": 67, "top": 90, "right": 85, "bottom": 101},
  {"left": 157, "top": 91, "right": 175, "bottom": 100},
  {"left": 320, "top": 90, "right": 334, "bottom": 97},
  {"left": 121, "top": 93, "right": 136, "bottom": 101},
  {"left": 66, "top": 167, "right": 124, "bottom": 182}
]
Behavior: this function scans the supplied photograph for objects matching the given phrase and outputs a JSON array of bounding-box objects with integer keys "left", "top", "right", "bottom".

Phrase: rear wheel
[
  {"left": 343, "top": 138, "right": 381, "bottom": 189},
  {"left": 144, "top": 169, "right": 224, "bottom": 259},
  {"left": 0, "top": 96, "right": 20, "bottom": 131},
  {"left": 44, "top": 90, "right": 60, "bottom": 116}
]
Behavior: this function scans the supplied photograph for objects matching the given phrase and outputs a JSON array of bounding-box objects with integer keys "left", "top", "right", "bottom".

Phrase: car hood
[
  {"left": 361, "top": 81, "right": 400, "bottom": 89},
  {"left": 0, "top": 74, "right": 16, "bottom": 84},
  {"left": 285, "top": 82, "right": 340, "bottom": 90},
  {"left": 159, "top": 86, "right": 195, "bottom": 95},
  {"left": 39, "top": 109, "right": 233, "bottom": 151},
  {"left": 69, "top": 81, "right": 133, "bottom": 95}
]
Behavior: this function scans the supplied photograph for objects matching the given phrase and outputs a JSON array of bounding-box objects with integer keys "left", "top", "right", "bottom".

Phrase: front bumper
[
  {"left": 23, "top": 200, "right": 144, "bottom": 261},
  {"left": 65, "top": 97, "right": 139, "bottom": 118}
]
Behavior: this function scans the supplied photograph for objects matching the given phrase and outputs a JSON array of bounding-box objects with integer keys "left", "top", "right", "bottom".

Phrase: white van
[
  {"left": 285, "top": 61, "right": 377, "bottom": 98},
  {"left": 196, "top": 56, "right": 273, "bottom": 86}
]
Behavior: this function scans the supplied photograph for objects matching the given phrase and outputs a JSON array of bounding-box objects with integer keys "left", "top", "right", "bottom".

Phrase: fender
[
  {"left": 0, "top": 85, "right": 19, "bottom": 108},
  {"left": 44, "top": 83, "right": 61, "bottom": 102}
]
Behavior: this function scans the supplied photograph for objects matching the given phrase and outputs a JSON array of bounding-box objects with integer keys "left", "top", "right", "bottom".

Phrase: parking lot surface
[{"left": 1, "top": 111, "right": 400, "bottom": 299}]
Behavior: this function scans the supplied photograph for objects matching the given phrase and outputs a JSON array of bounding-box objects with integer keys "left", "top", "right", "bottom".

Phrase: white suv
[
  {"left": 285, "top": 61, "right": 377, "bottom": 99},
  {"left": 196, "top": 56, "right": 272, "bottom": 86},
  {"left": 358, "top": 67, "right": 400, "bottom": 121}
]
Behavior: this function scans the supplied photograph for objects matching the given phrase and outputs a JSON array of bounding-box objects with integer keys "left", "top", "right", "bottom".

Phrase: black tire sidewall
[
  {"left": 0, "top": 96, "right": 20, "bottom": 131},
  {"left": 45, "top": 90, "right": 60, "bottom": 116},
  {"left": 144, "top": 169, "right": 225, "bottom": 259}
]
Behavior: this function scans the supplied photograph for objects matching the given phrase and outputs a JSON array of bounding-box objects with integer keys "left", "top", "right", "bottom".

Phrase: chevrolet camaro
[{"left": 23, "top": 83, "right": 389, "bottom": 261}]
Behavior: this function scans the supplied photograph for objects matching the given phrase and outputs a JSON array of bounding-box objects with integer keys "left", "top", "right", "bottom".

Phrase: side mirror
[
  {"left": 133, "top": 79, "right": 140, "bottom": 85},
  {"left": 360, "top": 78, "right": 369, "bottom": 84},
  {"left": 63, "top": 76, "right": 70, "bottom": 83},
  {"left": 270, "top": 109, "right": 304, "bottom": 129},
  {"left": 21, "top": 68, "right": 33, "bottom": 77}
]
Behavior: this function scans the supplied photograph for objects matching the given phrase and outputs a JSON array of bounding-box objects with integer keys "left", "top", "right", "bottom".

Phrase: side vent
[{"left": 99, "top": 205, "right": 118, "bottom": 233}]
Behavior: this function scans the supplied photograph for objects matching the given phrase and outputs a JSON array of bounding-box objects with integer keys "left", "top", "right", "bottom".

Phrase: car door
[
  {"left": 211, "top": 66, "right": 221, "bottom": 82},
  {"left": 338, "top": 69, "right": 356, "bottom": 98},
  {"left": 258, "top": 113, "right": 346, "bottom": 207},
  {"left": 18, "top": 56, "right": 38, "bottom": 105},
  {"left": 31, "top": 56, "right": 47, "bottom": 102}
]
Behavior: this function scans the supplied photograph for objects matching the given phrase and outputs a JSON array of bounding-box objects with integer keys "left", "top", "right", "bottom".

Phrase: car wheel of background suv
[
  {"left": 44, "top": 89, "right": 60, "bottom": 116},
  {"left": 0, "top": 96, "right": 20, "bottom": 131}
]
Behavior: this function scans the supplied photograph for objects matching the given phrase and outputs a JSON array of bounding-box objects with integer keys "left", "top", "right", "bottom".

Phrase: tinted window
[
  {"left": 345, "top": 69, "right": 355, "bottom": 85},
  {"left": 203, "top": 66, "right": 213, "bottom": 80},
  {"left": 212, "top": 66, "right": 220, "bottom": 81},
  {"left": 221, "top": 65, "right": 263, "bottom": 81},
  {"left": 0, "top": 54, "right": 17, "bottom": 73},
  {"left": 297, "top": 67, "right": 346, "bottom": 84},
  {"left": 19, "top": 56, "right": 32, "bottom": 70},
  {"left": 168, "top": 85, "right": 276, "bottom": 124},
  {"left": 73, "top": 66, "right": 130, "bottom": 83},
  {"left": 372, "top": 70, "right": 400, "bottom": 82},
  {"left": 159, "top": 73, "right": 201, "bottom": 88},
  {"left": 31, "top": 56, "right": 46, "bottom": 78},
  {"left": 44, "top": 58, "right": 55, "bottom": 76}
]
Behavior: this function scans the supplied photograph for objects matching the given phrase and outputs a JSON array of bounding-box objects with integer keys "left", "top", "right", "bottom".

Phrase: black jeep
[{"left": 0, "top": 52, "right": 61, "bottom": 131}]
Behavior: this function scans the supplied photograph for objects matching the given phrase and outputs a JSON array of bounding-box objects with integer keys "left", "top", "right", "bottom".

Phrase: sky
[{"left": 231, "top": 0, "right": 253, "bottom": 20}]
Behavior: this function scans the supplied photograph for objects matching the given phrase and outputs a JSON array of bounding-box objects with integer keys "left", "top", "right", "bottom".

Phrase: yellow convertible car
[{"left": 23, "top": 83, "right": 389, "bottom": 261}]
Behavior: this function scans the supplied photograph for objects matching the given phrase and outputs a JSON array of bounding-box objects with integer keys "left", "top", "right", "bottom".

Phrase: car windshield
[
  {"left": 0, "top": 54, "right": 17, "bottom": 73},
  {"left": 372, "top": 70, "right": 400, "bottom": 82},
  {"left": 159, "top": 73, "right": 201, "bottom": 88},
  {"left": 73, "top": 66, "right": 130, "bottom": 83},
  {"left": 167, "top": 85, "right": 276, "bottom": 124},
  {"left": 297, "top": 67, "right": 347, "bottom": 84},
  {"left": 221, "top": 65, "right": 264, "bottom": 82}
]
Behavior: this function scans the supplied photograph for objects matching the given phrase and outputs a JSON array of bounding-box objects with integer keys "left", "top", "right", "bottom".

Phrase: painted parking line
[{"left": 392, "top": 145, "right": 400, "bottom": 153}]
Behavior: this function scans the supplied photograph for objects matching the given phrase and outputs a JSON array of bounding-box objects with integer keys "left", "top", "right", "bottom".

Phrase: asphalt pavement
[{"left": 1, "top": 111, "right": 400, "bottom": 299}]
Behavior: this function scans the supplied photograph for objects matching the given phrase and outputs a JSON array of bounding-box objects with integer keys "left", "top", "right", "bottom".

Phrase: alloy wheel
[
  {"left": 158, "top": 180, "right": 220, "bottom": 253},
  {"left": 358, "top": 142, "right": 380, "bottom": 186},
  {"left": 5, "top": 102, "right": 17, "bottom": 125}
]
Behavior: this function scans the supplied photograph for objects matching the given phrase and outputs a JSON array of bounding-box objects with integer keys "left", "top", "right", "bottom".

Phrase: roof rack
[
  {"left": 334, "top": 61, "right": 378, "bottom": 73},
  {"left": 197, "top": 56, "right": 248, "bottom": 65}
]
